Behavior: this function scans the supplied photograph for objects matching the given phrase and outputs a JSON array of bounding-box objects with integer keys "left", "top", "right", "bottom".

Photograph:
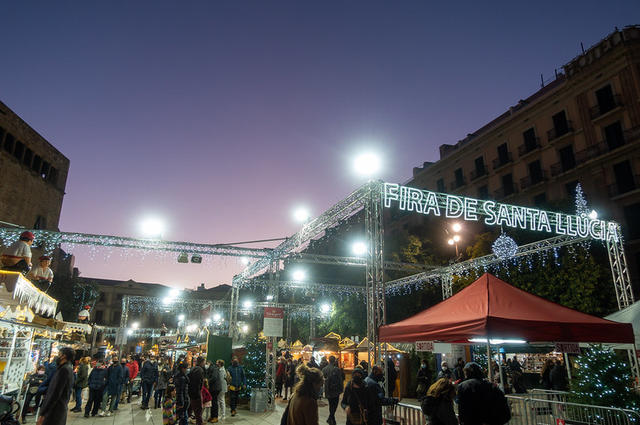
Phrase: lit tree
[
  {"left": 570, "top": 344, "right": 639, "bottom": 410},
  {"left": 241, "top": 335, "right": 266, "bottom": 397},
  {"left": 575, "top": 183, "right": 589, "bottom": 217}
]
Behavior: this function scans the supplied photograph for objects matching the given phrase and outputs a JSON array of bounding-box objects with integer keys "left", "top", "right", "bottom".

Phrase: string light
[{"left": 492, "top": 233, "right": 518, "bottom": 260}]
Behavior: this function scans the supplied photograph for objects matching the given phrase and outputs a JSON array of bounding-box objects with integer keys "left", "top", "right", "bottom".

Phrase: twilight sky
[{"left": 1, "top": 1, "right": 638, "bottom": 289}]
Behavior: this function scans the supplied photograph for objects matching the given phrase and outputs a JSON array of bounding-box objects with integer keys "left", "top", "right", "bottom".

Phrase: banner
[{"left": 263, "top": 307, "right": 284, "bottom": 337}]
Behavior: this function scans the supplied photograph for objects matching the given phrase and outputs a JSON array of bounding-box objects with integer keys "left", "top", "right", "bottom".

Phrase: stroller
[{"left": 0, "top": 395, "right": 20, "bottom": 425}]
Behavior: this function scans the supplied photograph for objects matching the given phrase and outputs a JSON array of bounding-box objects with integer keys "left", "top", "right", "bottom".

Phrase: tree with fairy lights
[
  {"left": 241, "top": 335, "right": 266, "bottom": 397},
  {"left": 570, "top": 344, "right": 639, "bottom": 410}
]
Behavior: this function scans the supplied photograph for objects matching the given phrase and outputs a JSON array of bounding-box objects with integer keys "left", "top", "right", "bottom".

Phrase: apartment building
[{"left": 405, "top": 26, "right": 640, "bottom": 284}]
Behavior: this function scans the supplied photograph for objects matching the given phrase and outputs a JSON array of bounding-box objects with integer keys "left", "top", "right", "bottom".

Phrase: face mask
[
  {"left": 205, "top": 364, "right": 209, "bottom": 369},
  {"left": 232, "top": 361, "right": 238, "bottom": 366},
  {"left": 37, "top": 370, "right": 45, "bottom": 375},
  {"left": 421, "top": 365, "right": 427, "bottom": 369},
  {"left": 352, "top": 375, "right": 363, "bottom": 385}
]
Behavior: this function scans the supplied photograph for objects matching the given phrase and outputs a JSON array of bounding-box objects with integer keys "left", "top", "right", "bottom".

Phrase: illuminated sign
[{"left": 383, "top": 182, "right": 619, "bottom": 242}]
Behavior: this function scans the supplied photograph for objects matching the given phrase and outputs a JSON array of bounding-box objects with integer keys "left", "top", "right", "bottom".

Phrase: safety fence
[
  {"left": 506, "top": 395, "right": 640, "bottom": 425},
  {"left": 386, "top": 402, "right": 425, "bottom": 425}
]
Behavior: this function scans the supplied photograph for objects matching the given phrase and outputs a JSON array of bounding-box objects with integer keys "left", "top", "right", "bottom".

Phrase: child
[
  {"left": 27, "top": 255, "right": 54, "bottom": 289},
  {"left": 163, "top": 385, "right": 177, "bottom": 425},
  {"left": 202, "top": 379, "right": 213, "bottom": 422}
]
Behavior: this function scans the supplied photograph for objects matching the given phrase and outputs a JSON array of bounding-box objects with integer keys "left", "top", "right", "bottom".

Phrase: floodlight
[
  {"left": 178, "top": 314, "right": 185, "bottom": 321},
  {"left": 452, "top": 223, "right": 462, "bottom": 232},
  {"left": 353, "top": 152, "right": 382, "bottom": 177},
  {"left": 213, "top": 313, "right": 221, "bottom": 322},
  {"left": 243, "top": 300, "right": 253, "bottom": 309},
  {"left": 140, "top": 216, "right": 165, "bottom": 238},
  {"left": 589, "top": 210, "right": 598, "bottom": 220},
  {"left": 205, "top": 318, "right": 211, "bottom": 325},
  {"left": 320, "top": 303, "right": 331, "bottom": 314},
  {"left": 453, "top": 235, "right": 461, "bottom": 242},
  {"left": 292, "top": 269, "right": 306, "bottom": 281},
  {"left": 162, "top": 297, "right": 172, "bottom": 305},
  {"left": 132, "top": 322, "right": 139, "bottom": 329},
  {"left": 352, "top": 241, "right": 367, "bottom": 256},
  {"left": 292, "top": 206, "right": 311, "bottom": 223},
  {"left": 169, "top": 289, "right": 181, "bottom": 297}
]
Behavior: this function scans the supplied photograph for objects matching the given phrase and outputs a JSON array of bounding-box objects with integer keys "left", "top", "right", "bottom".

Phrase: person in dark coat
[
  {"left": 457, "top": 362, "right": 510, "bottom": 425},
  {"left": 188, "top": 357, "right": 205, "bottom": 425},
  {"left": 550, "top": 359, "right": 569, "bottom": 391},
  {"left": 364, "top": 366, "right": 397, "bottom": 425},
  {"left": 175, "top": 362, "right": 190, "bottom": 425},
  {"left": 341, "top": 368, "right": 374, "bottom": 425},
  {"left": 420, "top": 378, "right": 457, "bottom": 425},
  {"left": 205, "top": 360, "right": 221, "bottom": 422},
  {"left": 386, "top": 358, "right": 398, "bottom": 396},
  {"left": 85, "top": 360, "right": 107, "bottom": 417},
  {"left": 116, "top": 359, "right": 130, "bottom": 410},
  {"left": 71, "top": 357, "right": 89, "bottom": 412},
  {"left": 322, "top": 356, "right": 344, "bottom": 425},
  {"left": 36, "top": 346, "right": 75, "bottom": 425},
  {"left": 540, "top": 358, "right": 554, "bottom": 390},
  {"left": 103, "top": 357, "right": 123, "bottom": 415},
  {"left": 416, "top": 359, "right": 431, "bottom": 398},
  {"left": 37, "top": 359, "right": 57, "bottom": 397},
  {"left": 140, "top": 356, "right": 159, "bottom": 409}
]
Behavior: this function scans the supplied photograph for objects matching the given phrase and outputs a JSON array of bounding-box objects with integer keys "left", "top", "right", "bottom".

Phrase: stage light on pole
[
  {"left": 292, "top": 206, "right": 311, "bottom": 223},
  {"left": 140, "top": 216, "right": 166, "bottom": 238},
  {"left": 353, "top": 152, "right": 382, "bottom": 177},
  {"left": 292, "top": 269, "right": 306, "bottom": 282},
  {"left": 352, "top": 241, "right": 367, "bottom": 256},
  {"left": 243, "top": 300, "right": 253, "bottom": 309}
]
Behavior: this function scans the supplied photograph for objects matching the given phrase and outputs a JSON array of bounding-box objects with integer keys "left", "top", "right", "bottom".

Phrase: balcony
[
  {"left": 520, "top": 170, "right": 549, "bottom": 190},
  {"left": 492, "top": 153, "right": 513, "bottom": 170},
  {"left": 608, "top": 175, "right": 639, "bottom": 198},
  {"left": 547, "top": 121, "right": 574, "bottom": 142},
  {"left": 470, "top": 166, "right": 488, "bottom": 181},
  {"left": 590, "top": 95, "right": 623, "bottom": 120},
  {"left": 518, "top": 137, "right": 542, "bottom": 157},
  {"left": 550, "top": 161, "right": 576, "bottom": 177},
  {"left": 450, "top": 177, "right": 467, "bottom": 190},
  {"left": 494, "top": 183, "right": 519, "bottom": 200}
]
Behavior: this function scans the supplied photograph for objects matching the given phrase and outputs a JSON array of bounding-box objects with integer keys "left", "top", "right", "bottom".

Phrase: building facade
[
  {"left": 0, "top": 100, "right": 69, "bottom": 230},
  {"left": 404, "top": 26, "right": 640, "bottom": 286}
]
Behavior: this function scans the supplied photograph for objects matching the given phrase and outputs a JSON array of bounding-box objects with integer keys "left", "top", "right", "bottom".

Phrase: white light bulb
[
  {"left": 353, "top": 152, "right": 382, "bottom": 177},
  {"left": 352, "top": 241, "right": 367, "bottom": 256},
  {"left": 452, "top": 223, "right": 462, "bottom": 232},
  {"left": 292, "top": 269, "right": 306, "bottom": 281}
]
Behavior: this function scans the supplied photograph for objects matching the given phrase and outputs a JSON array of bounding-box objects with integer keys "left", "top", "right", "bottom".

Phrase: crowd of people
[{"left": 19, "top": 349, "right": 249, "bottom": 425}]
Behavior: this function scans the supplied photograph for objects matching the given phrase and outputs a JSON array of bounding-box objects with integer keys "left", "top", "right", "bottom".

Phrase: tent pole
[
  {"left": 564, "top": 352, "right": 572, "bottom": 381},
  {"left": 486, "top": 341, "right": 492, "bottom": 382},
  {"left": 498, "top": 352, "right": 504, "bottom": 390}
]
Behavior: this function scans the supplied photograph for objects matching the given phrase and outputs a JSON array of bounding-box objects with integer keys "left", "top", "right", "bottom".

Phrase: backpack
[
  {"left": 327, "top": 367, "right": 343, "bottom": 394},
  {"left": 485, "top": 383, "right": 511, "bottom": 425}
]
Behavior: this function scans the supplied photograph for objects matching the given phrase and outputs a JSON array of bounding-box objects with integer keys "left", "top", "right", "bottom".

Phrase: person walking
[
  {"left": 141, "top": 356, "right": 159, "bottom": 409},
  {"left": 71, "top": 357, "right": 89, "bottom": 412},
  {"left": 227, "top": 357, "right": 246, "bottom": 417},
  {"left": 188, "top": 357, "right": 205, "bottom": 425},
  {"left": 175, "top": 362, "right": 190, "bottom": 425},
  {"left": 85, "top": 360, "right": 107, "bottom": 417},
  {"left": 104, "top": 357, "right": 123, "bottom": 416},
  {"left": 364, "top": 365, "right": 397, "bottom": 425},
  {"left": 155, "top": 361, "right": 170, "bottom": 409},
  {"left": 286, "top": 364, "right": 324, "bottom": 425},
  {"left": 36, "top": 346, "right": 75, "bottom": 425},
  {"left": 284, "top": 358, "right": 295, "bottom": 401},
  {"left": 205, "top": 360, "right": 221, "bottom": 423},
  {"left": 416, "top": 359, "right": 431, "bottom": 398},
  {"left": 341, "top": 368, "right": 373, "bottom": 425},
  {"left": 126, "top": 355, "right": 139, "bottom": 403},
  {"left": 420, "top": 378, "right": 457, "bottom": 425},
  {"left": 216, "top": 360, "right": 227, "bottom": 420},
  {"left": 117, "top": 359, "right": 130, "bottom": 409},
  {"left": 457, "top": 362, "right": 510, "bottom": 425},
  {"left": 21, "top": 365, "right": 46, "bottom": 423},
  {"left": 322, "top": 356, "right": 344, "bottom": 425}
]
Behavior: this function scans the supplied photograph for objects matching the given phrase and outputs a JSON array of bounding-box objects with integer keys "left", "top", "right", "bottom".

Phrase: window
[
  {"left": 32, "top": 155, "right": 42, "bottom": 173},
  {"left": 522, "top": 128, "right": 538, "bottom": 151},
  {"left": 558, "top": 145, "right": 576, "bottom": 172},
  {"left": 623, "top": 203, "right": 640, "bottom": 240},
  {"left": 533, "top": 193, "right": 547, "bottom": 206},
  {"left": 98, "top": 292, "right": 106, "bottom": 302},
  {"left": 477, "top": 185, "right": 489, "bottom": 199},
  {"left": 0, "top": 126, "right": 5, "bottom": 144},
  {"left": 4, "top": 133, "right": 14, "bottom": 153},
  {"left": 48, "top": 167, "right": 58, "bottom": 185},
  {"left": 41, "top": 161, "right": 50, "bottom": 179},
  {"left": 474, "top": 156, "right": 485, "bottom": 177},
  {"left": 112, "top": 311, "right": 121, "bottom": 324},
  {"left": 565, "top": 181, "right": 579, "bottom": 196},
  {"left": 13, "top": 140, "right": 24, "bottom": 160},
  {"left": 33, "top": 216, "right": 47, "bottom": 230},
  {"left": 95, "top": 310, "right": 104, "bottom": 322},
  {"left": 502, "top": 174, "right": 514, "bottom": 196},
  {"left": 436, "top": 178, "right": 445, "bottom": 192},
  {"left": 595, "top": 84, "right": 615, "bottom": 114},
  {"left": 497, "top": 143, "right": 509, "bottom": 164},
  {"left": 613, "top": 161, "right": 635, "bottom": 194},
  {"left": 23, "top": 148, "right": 33, "bottom": 167},
  {"left": 454, "top": 168, "right": 464, "bottom": 187},
  {"left": 552, "top": 111, "right": 569, "bottom": 137},
  {"left": 528, "top": 160, "right": 543, "bottom": 184},
  {"left": 604, "top": 121, "right": 624, "bottom": 151}
]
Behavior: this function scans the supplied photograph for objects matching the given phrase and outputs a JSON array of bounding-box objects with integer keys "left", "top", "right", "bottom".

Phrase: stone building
[
  {"left": 0, "top": 100, "right": 69, "bottom": 230},
  {"left": 401, "top": 26, "right": 640, "bottom": 286}
]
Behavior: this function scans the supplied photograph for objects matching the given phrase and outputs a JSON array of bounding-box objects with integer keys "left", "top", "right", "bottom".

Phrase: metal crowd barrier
[
  {"left": 506, "top": 395, "right": 640, "bottom": 425},
  {"left": 386, "top": 402, "right": 425, "bottom": 425}
]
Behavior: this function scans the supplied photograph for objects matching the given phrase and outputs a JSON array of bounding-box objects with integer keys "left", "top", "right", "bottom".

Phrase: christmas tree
[
  {"left": 241, "top": 335, "right": 266, "bottom": 397},
  {"left": 575, "top": 183, "right": 589, "bottom": 217},
  {"left": 570, "top": 344, "right": 639, "bottom": 410}
]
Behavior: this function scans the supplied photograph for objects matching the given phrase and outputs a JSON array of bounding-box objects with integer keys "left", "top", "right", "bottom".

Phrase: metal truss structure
[
  {"left": 365, "top": 182, "right": 385, "bottom": 367},
  {"left": 286, "top": 253, "right": 437, "bottom": 273},
  {"left": 0, "top": 227, "right": 272, "bottom": 258}
]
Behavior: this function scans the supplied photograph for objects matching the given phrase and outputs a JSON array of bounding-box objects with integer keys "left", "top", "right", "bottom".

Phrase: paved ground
[{"left": 26, "top": 396, "right": 349, "bottom": 425}]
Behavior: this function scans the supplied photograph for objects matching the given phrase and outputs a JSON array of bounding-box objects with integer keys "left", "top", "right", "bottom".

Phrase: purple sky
[{"left": 1, "top": 1, "right": 637, "bottom": 289}]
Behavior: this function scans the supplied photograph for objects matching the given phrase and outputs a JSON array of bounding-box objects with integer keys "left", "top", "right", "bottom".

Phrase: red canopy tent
[{"left": 379, "top": 273, "right": 634, "bottom": 345}]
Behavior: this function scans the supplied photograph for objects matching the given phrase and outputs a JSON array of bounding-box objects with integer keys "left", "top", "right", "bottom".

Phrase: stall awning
[
  {"left": 0, "top": 271, "right": 57, "bottom": 316},
  {"left": 606, "top": 301, "right": 640, "bottom": 347},
  {"left": 379, "top": 273, "right": 634, "bottom": 345}
]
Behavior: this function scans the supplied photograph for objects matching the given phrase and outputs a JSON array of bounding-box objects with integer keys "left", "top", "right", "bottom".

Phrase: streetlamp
[{"left": 446, "top": 223, "right": 462, "bottom": 257}]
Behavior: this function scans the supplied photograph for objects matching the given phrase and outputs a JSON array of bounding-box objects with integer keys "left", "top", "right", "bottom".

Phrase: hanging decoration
[
  {"left": 575, "top": 183, "right": 589, "bottom": 217},
  {"left": 492, "top": 233, "right": 519, "bottom": 260}
]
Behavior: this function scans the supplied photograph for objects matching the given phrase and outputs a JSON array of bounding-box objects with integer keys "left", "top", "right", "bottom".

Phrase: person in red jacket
[
  {"left": 201, "top": 380, "right": 213, "bottom": 422},
  {"left": 275, "top": 358, "right": 286, "bottom": 398},
  {"left": 126, "top": 355, "right": 139, "bottom": 403}
]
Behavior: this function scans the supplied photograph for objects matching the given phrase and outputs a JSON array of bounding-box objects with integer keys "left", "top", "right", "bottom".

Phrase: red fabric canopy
[{"left": 379, "top": 273, "right": 634, "bottom": 344}]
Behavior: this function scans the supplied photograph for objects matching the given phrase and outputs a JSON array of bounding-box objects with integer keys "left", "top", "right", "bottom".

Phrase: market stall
[{"left": 379, "top": 273, "right": 635, "bottom": 388}]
